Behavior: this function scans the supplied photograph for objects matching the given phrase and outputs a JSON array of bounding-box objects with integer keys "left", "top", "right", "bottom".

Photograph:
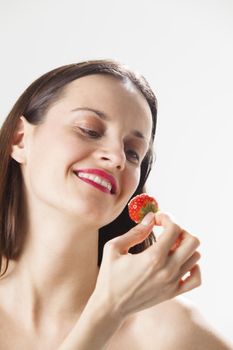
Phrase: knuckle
[
  {"left": 156, "top": 211, "right": 175, "bottom": 222},
  {"left": 159, "top": 267, "right": 176, "bottom": 282},
  {"left": 195, "top": 251, "right": 201, "bottom": 260},
  {"left": 148, "top": 254, "right": 161, "bottom": 268},
  {"left": 190, "top": 265, "right": 202, "bottom": 289},
  {"left": 190, "top": 235, "right": 201, "bottom": 248},
  {"left": 193, "top": 276, "right": 202, "bottom": 288},
  {"left": 146, "top": 249, "right": 164, "bottom": 268},
  {"left": 195, "top": 236, "right": 201, "bottom": 247},
  {"left": 167, "top": 222, "right": 181, "bottom": 235},
  {"left": 104, "top": 239, "right": 118, "bottom": 250},
  {"left": 197, "top": 278, "right": 202, "bottom": 287},
  {"left": 133, "top": 226, "right": 147, "bottom": 237},
  {"left": 173, "top": 223, "right": 182, "bottom": 234}
]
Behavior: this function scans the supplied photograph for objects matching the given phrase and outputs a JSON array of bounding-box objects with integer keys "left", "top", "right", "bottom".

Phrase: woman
[{"left": 0, "top": 60, "right": 231, "bottom": 349}]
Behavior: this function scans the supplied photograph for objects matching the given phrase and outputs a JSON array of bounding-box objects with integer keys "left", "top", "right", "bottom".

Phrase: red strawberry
[
  {"left": 128, "top": 193, "right": 159, "bottom": 224},
  {"left": 128, "top": 193, "right": 183, "bottom": 254}
]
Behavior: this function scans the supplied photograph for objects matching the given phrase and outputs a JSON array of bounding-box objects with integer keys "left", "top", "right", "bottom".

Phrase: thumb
[{"left": 112, "top": 212, "right": 155, "bottom": 254}]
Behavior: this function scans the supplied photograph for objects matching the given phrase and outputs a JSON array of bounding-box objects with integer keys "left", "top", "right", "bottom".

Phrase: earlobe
[{"left": 11, "top": 116, "right": 29, "bottom": 164}]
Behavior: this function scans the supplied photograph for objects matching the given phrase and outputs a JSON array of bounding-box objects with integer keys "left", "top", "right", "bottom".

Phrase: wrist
[
  {"left": 58, "top": 292, "right": 123, "bottom": 350},
  {"left": 88, "top": 290, "right": 124, "bottom": 327}
]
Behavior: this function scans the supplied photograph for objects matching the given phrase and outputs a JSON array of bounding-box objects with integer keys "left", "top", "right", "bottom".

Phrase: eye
[
  {"left": 78, "top": 127, "right": 101, "bottom": 139},
  {"left": 126, "top": 149, "right": 140, "bottom": 163}
]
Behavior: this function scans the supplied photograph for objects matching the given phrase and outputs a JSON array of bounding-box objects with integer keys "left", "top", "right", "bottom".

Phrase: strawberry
[
  {"left": 128, "top": 193, "right": 159, "bottom": 224},
  {"left": 128, "top": 193, "right": 184, "bottom": 254}
]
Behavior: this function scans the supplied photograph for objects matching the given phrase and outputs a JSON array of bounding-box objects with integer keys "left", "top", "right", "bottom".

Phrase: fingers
[
  {"left": 142, "top": 212, "right": 201, "bottom": 286},
  {"left": 169, "top": 230, "right": 200, "bottom": 266},
  {"left": 152, "top": 211, "right": 183, "bottom": 257},
  {"left": 153, "top": 212, "right": 200, "bottom": 265},
  {"left": 178, "top": 251, "right": 201, "bottom": 278},
  {"left": 176, "top": 264, "right": 202, "bottom": 295},
  {"left": 106, "top": 212, "right": 155, "bottom": 255}
]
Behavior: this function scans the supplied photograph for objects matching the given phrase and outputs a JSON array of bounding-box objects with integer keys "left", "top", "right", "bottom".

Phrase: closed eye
[
  {"left": 78, "top": 127, "right": 141, "bottom": 163},
  {"left": 78, "top": 127, "right": 101, "bottom": 138}
]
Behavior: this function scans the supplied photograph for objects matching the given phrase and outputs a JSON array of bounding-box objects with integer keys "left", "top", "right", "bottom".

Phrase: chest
[
  {"left": 0, "top": 317, "right": 67, "bottom": 350},
  {"left": 0, "top": 315, "right": 143, "bottom": 350},
  {"left": 0, "top": 311, "right": 167, "bottom": 350},
  {"left": 107, "top": 313, "right": 167, "bottom": 350}
]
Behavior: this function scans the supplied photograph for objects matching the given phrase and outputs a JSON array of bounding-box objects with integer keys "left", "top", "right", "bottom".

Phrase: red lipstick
[{"left": 74, "top": 168, "right": 117, "bottom": 194}]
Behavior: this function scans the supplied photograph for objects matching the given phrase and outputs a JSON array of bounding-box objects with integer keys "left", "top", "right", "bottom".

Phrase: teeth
[{"left": 77, "top": 172, "right": 112, "bottom": 192}]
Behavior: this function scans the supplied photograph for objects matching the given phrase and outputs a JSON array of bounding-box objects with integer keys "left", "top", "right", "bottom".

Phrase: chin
[{"left": 67, "top": 204, "right": 108, "bottom": 221}]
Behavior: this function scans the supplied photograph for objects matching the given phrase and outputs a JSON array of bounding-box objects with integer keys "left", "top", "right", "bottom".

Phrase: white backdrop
[{"left": 1, "top": 0, "right": 233, "bottom": 344}]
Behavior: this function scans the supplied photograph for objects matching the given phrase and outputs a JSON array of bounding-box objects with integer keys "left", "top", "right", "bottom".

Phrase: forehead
[{"left": 52, "top": 74, "right": 153, "bottom": 139}]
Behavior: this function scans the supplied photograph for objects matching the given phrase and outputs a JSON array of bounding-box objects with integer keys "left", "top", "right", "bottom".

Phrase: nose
[{"left": 96, "top": 142, "right": 126, "bottom": 171}]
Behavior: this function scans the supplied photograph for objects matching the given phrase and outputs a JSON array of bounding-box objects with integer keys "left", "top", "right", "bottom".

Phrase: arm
[
  {"left": 59, "top": 211, "right": 201, "bottom": 349},
  {"left": 58, "top": 293, "right": 123, "bottom": 350}
]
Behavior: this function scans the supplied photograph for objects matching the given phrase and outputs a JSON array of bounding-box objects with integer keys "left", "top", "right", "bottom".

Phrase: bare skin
[
  {"left": 0, "top": 74, "right": 231, "bottom": 349},
  {"left": 0, "top": 74, "right": 154, "bottom": 348}
]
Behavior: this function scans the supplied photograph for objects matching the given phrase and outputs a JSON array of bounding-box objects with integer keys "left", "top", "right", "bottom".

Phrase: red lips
[{"left": 74, "top": 168, "right": 117, "bottom": 194}]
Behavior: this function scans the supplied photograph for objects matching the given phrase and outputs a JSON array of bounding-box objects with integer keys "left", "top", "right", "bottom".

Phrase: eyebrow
[{"left": 71, "top": 107, "right": 148, "bottom": 141}]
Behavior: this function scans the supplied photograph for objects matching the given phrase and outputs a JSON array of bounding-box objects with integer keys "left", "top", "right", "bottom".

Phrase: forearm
[{"left": 58, "top": 294, "right": 123, "bottom": 350}]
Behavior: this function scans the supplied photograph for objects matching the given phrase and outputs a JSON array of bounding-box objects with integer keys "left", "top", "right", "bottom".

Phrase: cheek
[
  {"left": 30, "top": 129, "right": 90, "bottom": 171},
  {"left": 25, "top": 129, "right": 96, "bottom": 197},
  {"left": 24, "top": 136, "right": 66, "bottom": 197},
  {"left": 124, "top": 167, "right": 141, "bottom": 197},
  {"left": 108, "top": 168, "right": 140, "bottom": 223}
]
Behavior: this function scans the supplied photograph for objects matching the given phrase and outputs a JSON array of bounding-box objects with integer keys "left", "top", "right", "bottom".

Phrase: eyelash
[
  {"left": 79, "top": 127, "right": 100, "bottom": 138},
  {"left": 78, "top": 127, "right": 140, "bottom": 162}
]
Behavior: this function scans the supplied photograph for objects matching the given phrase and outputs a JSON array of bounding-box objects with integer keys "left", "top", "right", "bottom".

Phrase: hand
[{"left": 94, "top": 211, "right": 201, "bottom": 322}]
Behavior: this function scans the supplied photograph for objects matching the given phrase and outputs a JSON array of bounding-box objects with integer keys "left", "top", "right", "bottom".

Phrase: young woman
[{"left": 0, "top": 60, "right": 231, "bottom": 349}]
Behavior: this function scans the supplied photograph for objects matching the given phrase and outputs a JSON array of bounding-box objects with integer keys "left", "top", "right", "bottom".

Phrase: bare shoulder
[{"left": 133, "top": 297, "right": 233, "bottom": 350}]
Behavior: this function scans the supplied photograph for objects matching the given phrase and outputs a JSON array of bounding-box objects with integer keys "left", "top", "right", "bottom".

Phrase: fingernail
[{"left": 141, "top": 212, "right": 155, "bottom": 226}]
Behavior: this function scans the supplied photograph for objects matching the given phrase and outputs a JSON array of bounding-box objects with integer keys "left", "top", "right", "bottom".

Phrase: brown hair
[{"left": 0, "top": 59, "right": 158, "bottom": 275}]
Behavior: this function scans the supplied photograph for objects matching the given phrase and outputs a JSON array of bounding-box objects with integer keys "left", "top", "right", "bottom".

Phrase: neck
[{"left": 2, "top": 210, "right": 100, "bottom": 335}]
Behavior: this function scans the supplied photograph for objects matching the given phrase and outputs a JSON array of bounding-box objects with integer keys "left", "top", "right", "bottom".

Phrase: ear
[{"left": 11, "top": 116, "right": 32, "bottom": 164}]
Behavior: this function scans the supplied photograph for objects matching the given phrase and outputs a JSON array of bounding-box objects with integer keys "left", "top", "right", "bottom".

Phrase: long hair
[{"left": 0, "top": 59, "right": 158, "bottom": 275}]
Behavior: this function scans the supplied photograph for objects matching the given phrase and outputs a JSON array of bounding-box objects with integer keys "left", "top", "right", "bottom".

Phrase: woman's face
[{"left": 21, "top": 74, "right": 153, "bottom": 227}]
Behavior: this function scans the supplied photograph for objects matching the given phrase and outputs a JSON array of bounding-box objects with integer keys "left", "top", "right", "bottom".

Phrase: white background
[{"left": 1, "top": 0, "right": 233, "bottom": 344}]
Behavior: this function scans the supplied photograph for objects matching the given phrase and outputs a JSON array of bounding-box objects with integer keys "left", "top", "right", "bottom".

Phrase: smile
[
  {"left": 74, "top": 172, "right": 113, "bottom": 194},
  {"left": 73, "top": 168, "right": 117, "bottom": 194},
  {"left": 78, "top": 172, "right": 112, "bottom": 191}
]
